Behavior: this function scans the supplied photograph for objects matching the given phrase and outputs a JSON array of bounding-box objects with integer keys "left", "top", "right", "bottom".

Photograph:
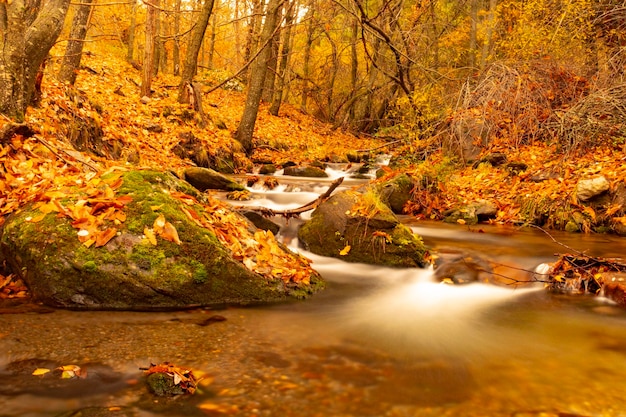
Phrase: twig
[
  {"left": 527, "top": 224, "right": 585, "bottom": 256},
  {"left": 34, "top": 135, "right": 99, "bottom": 172}
]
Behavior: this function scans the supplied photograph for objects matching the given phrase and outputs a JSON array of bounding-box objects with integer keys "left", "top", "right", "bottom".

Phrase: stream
[{"left": 2, "top": 168, "right": 626, "bottom": 416}]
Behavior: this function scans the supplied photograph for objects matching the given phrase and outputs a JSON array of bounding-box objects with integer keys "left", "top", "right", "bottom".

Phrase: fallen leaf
[
  {"left": 339, "top": 245, "right": 351, "bottom": 255},
  {"left": 144, "top": 226, "right": 157, "bottom": 245},
  {"left": 161, "top": 221, "right": 182, "bottom": 244},
  {"left": 153, "top": 213, "right": 166, "bottom": 233},
  {"left": 32, "top": 368, "right": 51, "bottom": 376},
  {"left": 95, "top": 227, "right": 117, "bottom": 247}
]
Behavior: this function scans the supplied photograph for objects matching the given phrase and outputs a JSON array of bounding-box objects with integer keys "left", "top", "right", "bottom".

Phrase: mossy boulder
[
  {"left": 283, "top": 166, "right": 328, "bottom": 178},
  {"left": 183, "top": 167, "right": 244, "bottom": 191},
  {"left": 0, "top": 170, "right": 323, "bottom": 310},
  {"left": 443, "top": 199, "right": 498, "bottom": 225},
  {"left": 378, "top": 173, "right": 415, "bottom": 214},
  {"left": 297, "top": 190, "right": 427, "bottom": 267}
]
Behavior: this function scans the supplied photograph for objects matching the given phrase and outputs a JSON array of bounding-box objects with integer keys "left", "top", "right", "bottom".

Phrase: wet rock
[
  {"left": 0, "top": 359, "right": 126, "bottom": 398},
  {"left": 283, "top": 166, "right": 328, "bottom": 178},
  {"left": 0, "top": 170, "right": 323, "bottom": 310},
  {"left": 602, "top": 275, "right": 626, "bottom": 307},
  {"left": 378, "top": 173, "right": 415, "bottom": 214},
  {"left": 434, "top": 251, "right": 493, "bottom": 284},
  {"left": 183, "top": 167, "right": 244, "bottom": 192},
  {"left": 145, "top": 372, "right": 186, "bottom": 396},
  {"left": 443, "top": 199, "right": 498, "bottom": 225},
  {"left": 240, "top": 210, "right": 281, "bottom": 235},
  {"left": 576, "top": 176, "right": 610, "bottom": 202},
  {"left": 297, "top": 190, "right": 427, "bottom": 267},
  {"left": 259, "top": 164, "right": 277, "bottom": 175}
]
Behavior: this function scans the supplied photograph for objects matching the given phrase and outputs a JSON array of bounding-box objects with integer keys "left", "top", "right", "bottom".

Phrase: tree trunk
[
  {"left": 0, "top": 0, "right": 71, "bottom": 121},
  {"left": 233, "top": 0, "right": 241, "bottom": 67},
  {"left": 235, "top": 0, "right": 282, "bottom": 154},
  {"left": 300, "top": 5, "right": 314, "bottom": 112},
  {"left": 159, "top": 20, "right": 169, "bottom": 74},
  {"left": 261, "top": 3, "right": 282, "bottom": 102},
  {"left": 58, "top": 0, "right": 94, "bottom": 85},
  {"left": 348, "top": 16, "right": 358, "bottom": 121},
  {"left": 208, "top": 0, "right": 219, "bottom": 69},
  {"left": 269, "top": 1, "right": 295, "bottom": 116},
  {"left": 153, "top": 9, "right": 162, "bottom": 76},
  {"left": 469, "top": 0, "right": 479, "bottom": 69},
  {"left": 177, "top": 0, "right": 215, "bottom": 103},
  {"left": 480, "top": 0, "right": 497, "bottom": 70},
  {"left": 141, "top": 0, "right": 159, "bottom": 97},
  {"left": 242, "top": 0, "right": 264, "bottom": 81},
  {"left": 173, "top": 0, "right": 181, "bottom": 75},
  {"left": 126, "top": 0, "right": 137, "bottom": 62}
]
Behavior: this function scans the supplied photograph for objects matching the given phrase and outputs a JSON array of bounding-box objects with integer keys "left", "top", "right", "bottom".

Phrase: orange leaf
[
  {"left": 161, "top": 222, "right": 182, "bottom": 244},
  {"left": 95, "top": 227, "right": 117, "bottom": 247}
]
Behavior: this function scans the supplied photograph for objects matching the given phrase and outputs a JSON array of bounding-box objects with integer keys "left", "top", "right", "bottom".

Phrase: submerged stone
[{"left": 0, "top": 170, "right": 323, "bottom": 310}]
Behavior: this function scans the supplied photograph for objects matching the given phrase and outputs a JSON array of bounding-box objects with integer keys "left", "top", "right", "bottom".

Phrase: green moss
[
  {"left": 565, "top": 221, "right": 580, "bottom": 233},
  {"left": 130, "top": 244, "right": 166, "bottom": 270},
  {"left": 83, "top": 261, "right": 98, "bottom": 272},
  {"left": 190, "top": 260, "right": 208, "bottom": 284}
]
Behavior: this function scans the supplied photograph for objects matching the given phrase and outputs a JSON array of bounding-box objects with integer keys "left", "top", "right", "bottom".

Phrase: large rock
[
  {"left": 0, "top": 170, "right": 323, "bottom": 310},
  {"left": 183, "top": 167, "right": 244, "bottom": 191},
  {"left": 283, "top": 166, "right": 328, "bottom": 178},
  {"left": 297, "top": 190, "right": 427, "bottom": 267},
  {"left": 443, "top": 199, "right": 498, "bottom": 225},
  {"left": 378, "top": 174, "right": 415, "bottom": 214},
  {"left": 576, "top": 176, "right": 610, "bottom": 202}
]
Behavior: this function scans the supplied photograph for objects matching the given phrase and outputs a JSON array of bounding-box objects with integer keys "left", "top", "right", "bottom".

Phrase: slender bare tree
[{"left": 58, "top": 0, "right": 94, "bottom": 85}]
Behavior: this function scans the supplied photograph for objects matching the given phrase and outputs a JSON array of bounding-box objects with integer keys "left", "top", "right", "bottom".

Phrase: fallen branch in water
[{"left": 237, "top": 176, "right": 344, "bottom": 219}]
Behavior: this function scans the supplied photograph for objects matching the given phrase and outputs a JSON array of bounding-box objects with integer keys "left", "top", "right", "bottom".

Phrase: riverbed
[{"left": 2, "top": 173, "right": 626, "bottom": 417}]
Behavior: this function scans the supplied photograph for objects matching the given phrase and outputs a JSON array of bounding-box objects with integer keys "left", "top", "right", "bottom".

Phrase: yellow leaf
[
  {"left": 153, "top": 213, "right": 166, "bottom": 234},
  {"left": 61, "top": 370, "right": 75, "bottom": 379},
  {"left": 32, "top": 368, "right": 51, "bottom": 376},
  {"left": 457, "top": 218, "right": 466, "bottom": 225},
  {"left": 339, "top": 245, "right": 351, "bottom": 256},
  {"left": 554, "top": 275, "right": 563, "bottom": 282},
  {"left": 28, "top": 213, "right": 47, "bottom": 223},
  {"left": 144, "top": 227, "right": 157, "bottom": 245}
]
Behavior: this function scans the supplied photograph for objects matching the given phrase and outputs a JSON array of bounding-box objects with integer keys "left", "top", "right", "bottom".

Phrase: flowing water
[{"left": 3, "top": 170, "right": 626, "bottom": 416}]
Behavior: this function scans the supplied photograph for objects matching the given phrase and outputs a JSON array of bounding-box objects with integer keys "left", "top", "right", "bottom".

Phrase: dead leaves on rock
[
  {"left": 27, "top": 170, "right": 132, "bottom": 248},
  {"left": 142, "top": 362, "right": 209, "bottom": 395},
  {"left": 545, "top": 253, "right": 626, "bottom": 295},
  {"left": 172, "top": 191, "right": 315, "bottom": 284}
]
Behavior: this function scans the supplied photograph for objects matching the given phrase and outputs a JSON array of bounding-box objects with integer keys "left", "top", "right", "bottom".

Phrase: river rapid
[{"left": 2, "top": 169, "right": 626, "bottom": 416}]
